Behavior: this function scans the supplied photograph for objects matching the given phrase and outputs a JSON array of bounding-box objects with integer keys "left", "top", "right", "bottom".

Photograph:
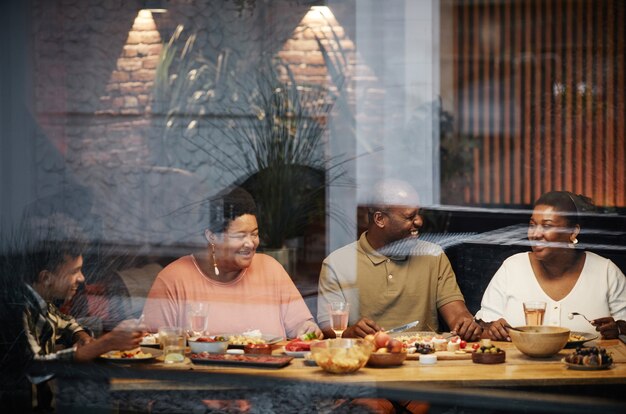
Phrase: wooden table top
[{"left": 109, "top": 339, "right": 626, "bottom": 390}]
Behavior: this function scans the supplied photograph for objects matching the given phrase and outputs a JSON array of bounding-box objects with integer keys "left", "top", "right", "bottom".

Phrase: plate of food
[
  {"left": 564, "top": 331, "right": 598, "bottom": 349},
  {"left": 283, "top": 339, "right": 319, "bottom": 358},
  {"left": 562, "top": 346, "right": 613, "bottom": 370},
  {"left": 219, "top": 331, "right": 283, "bottom": 349},
  {"left": 562, "top": 360, "right": 613, "bottom": 370},
  {"left": 100, "top": 347, "right": 160, "bottom": 362},
  {"left": 190, "top": 352, "right": 293, "bottom": 368}
]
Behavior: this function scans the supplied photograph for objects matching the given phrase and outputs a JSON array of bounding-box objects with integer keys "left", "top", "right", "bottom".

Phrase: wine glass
[
  {"left": 187, "top": 302, "right": 209, "bottom": 338},
  {"left": 328, "top": 301, "right": 350, "bottom": 338}
]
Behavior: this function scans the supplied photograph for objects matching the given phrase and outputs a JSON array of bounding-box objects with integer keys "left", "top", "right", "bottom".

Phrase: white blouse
[{"left": 475, "top": 252, "right": 626, "bottom": 334}]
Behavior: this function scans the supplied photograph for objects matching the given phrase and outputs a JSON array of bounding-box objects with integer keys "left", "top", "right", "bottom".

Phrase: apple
[
  {"left": 386, "top": 338, "right": 403, "bottom": 353},
  {"left": 374, "top": 331, "right": 390, "bottom": 349}
]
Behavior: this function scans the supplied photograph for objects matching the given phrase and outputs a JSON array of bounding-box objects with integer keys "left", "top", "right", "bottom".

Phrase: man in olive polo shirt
[{"left": 317, "top": 179, "right": 481, "bottom": 341}]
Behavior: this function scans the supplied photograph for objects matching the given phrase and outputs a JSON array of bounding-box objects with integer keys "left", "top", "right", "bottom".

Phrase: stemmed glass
[
  {"left": 328, "top": 301, "right": 350, "bottom": 338},
  {"left": 187, "top": 302, "right": 209, "bottom": 338}
]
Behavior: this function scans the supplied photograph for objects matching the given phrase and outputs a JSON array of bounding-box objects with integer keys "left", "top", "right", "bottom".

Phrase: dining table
[{"left": 36, "top": 337, "right": 626, "bottom": 413}]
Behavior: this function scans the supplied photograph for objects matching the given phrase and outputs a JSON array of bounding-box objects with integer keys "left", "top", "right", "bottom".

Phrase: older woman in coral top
[
  {"left": 143, "top": 186, "right": 321, "bottom": 339},
  {"left": 476, "top": 191, "right": 626, "bottom": 340}
]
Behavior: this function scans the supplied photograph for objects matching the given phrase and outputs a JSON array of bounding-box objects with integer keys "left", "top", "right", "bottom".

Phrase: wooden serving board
[
  {"left": 605, "top": 342, "right": 626, "bottom": 363},
  {"left": 406, "top": 351, "right": 472, "bottom": 361}
]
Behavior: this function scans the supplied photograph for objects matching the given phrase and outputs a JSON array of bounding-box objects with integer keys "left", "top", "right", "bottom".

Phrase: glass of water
[{"left": 158, "top": 326, "right": 185, "bottom": 363}]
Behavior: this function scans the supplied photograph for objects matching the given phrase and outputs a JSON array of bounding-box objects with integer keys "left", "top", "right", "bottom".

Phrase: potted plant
[{"left": 152, "top": 25, "right": 347, "bottom": 272}]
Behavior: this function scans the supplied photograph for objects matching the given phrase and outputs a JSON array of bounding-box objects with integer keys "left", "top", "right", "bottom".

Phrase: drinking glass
[
  {"left": 158, "top": 326, "right": 185, "bottom": 363},
  {"left": 328, "top": 302, "right": 350, "bottom": 338},
  {"left": 523, "top": 301, "right": 546, "bottom": 326},
  {"left": 187, "top": 302, "right": 209, "bottom": 338}
]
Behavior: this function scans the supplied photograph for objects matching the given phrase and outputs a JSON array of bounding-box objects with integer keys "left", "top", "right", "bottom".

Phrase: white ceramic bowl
[{"left": 188, "top": 337, "right": 229, "bottom": 354}]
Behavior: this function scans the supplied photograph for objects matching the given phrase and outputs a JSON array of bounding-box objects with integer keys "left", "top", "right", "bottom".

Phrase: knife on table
[{"left": 385, "top": 320, "right": 419, "bottom": 334}]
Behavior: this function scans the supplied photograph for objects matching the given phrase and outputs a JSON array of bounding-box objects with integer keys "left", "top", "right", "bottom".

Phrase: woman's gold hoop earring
[{"left": 569, "top": 237, "right": 578, "bottom": 248}]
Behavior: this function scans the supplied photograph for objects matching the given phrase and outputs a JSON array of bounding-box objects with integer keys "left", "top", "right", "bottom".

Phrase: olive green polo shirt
[{"left": 317, "top": 232, "right": 465, "bottom": 332}]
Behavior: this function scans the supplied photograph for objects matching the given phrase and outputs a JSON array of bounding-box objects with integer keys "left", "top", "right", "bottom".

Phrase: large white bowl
[
  {"left": 188, "top": 337, "right": 229, "bottom": 354},
  {"left": 509, "top": 326, "right": 570, "bottom": 358}
]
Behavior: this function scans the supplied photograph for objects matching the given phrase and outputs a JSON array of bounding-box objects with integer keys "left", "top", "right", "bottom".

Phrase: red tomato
[
  {"left": 460, "top": 340, "right": 467, "bottom": 349},
  {"left": 471, "top": 343, "right": 480, "bottom": 350}
]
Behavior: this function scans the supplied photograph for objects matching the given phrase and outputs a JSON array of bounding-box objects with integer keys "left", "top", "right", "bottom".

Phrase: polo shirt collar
[{"left": 358, "top": 232, "right": 408, "bottom": 264}]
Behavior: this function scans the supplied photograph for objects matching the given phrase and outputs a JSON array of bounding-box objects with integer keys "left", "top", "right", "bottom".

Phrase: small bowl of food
[
  {"left": 367, "top": 350, "right": 407, "bottom": 367},
  {"left": 508, "top": 326, "right": 570, "bottom": 358},
  {"left": 310, "top": 339, "right": 374, "bottom": 374},
  {"left": 472, "top": 344, "right": 506, "bottom": 364},
  {"left": 188, "top": 336, "right": 229, "bottom": 354},
  {"left": 244, "top": 343, "right": 272, "bottom": 355}
]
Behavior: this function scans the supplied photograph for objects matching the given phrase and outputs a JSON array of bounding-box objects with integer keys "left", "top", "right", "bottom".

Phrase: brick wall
[{"left": 30, "top": 0, "right": 383, "bottom": 246}]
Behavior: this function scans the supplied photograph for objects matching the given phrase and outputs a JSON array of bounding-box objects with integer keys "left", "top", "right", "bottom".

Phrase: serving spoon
[{"left": 568, "top": 312, "right": 593, "bottom": 325}]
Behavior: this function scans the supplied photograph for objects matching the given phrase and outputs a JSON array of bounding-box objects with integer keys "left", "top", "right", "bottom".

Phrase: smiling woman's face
[
  {"left": 214, "top": 214, "right": 260, "bottom": 272},
  {"left": 528, "top": 205, "right": 578, "bottom": 261}
]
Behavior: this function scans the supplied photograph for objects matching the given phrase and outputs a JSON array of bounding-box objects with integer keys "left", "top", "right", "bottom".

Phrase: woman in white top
[{"left": 476, "top": 191, "right": 626, "bottom": 340}]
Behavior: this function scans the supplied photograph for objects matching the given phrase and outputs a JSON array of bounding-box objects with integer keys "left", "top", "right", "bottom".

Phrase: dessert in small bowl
[
  {"left": 508, "top": 326, "right": 570, "bottom": 358},
  {"left": 310, "top": 339, "right": 374, "bottom": 374},
  {"left": 188, "top": 336, "right": 229, "bottom": 354}
]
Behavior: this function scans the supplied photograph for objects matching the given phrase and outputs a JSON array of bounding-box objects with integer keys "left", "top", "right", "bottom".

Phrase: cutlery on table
[
  {"left": 385, "top": 320, "right": 420, "bottom": 334},
  {"left": 425, "top": 323, "right": 455, "bottom": 339},
  {"left": 568, "top": 312, "right": 594, "bottom": 325}
]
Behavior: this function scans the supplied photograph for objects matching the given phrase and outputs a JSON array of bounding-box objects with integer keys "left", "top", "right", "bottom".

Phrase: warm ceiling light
[{"left": 143, "top": 0, "right": 167, "bottom": 13}]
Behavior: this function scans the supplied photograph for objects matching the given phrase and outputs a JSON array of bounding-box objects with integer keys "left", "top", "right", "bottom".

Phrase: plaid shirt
[{"left": 23, "top": 284, "right": 85, "bottom": 368}]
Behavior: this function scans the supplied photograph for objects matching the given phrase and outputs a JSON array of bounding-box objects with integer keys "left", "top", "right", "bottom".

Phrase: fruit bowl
[
  {"left": 310, "top": 339, "right": 374, "bottom": 374},
  {"left": 508, "top": 326, "right": 570, "bottom": 358},
  {"left": 367, "top": 351, "right": 407, "bottom": 367},
  {"left": 188, "top": 336, "right": 229, "bottom": 354}
]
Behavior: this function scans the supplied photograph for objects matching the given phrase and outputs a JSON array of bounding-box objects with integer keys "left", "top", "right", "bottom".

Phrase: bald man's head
[
  {"left": 362, "top": 179, "right": 423, "bottom": 249},
  {"left": 365, "top": 179, "right": 420, "bottom": 212}
]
